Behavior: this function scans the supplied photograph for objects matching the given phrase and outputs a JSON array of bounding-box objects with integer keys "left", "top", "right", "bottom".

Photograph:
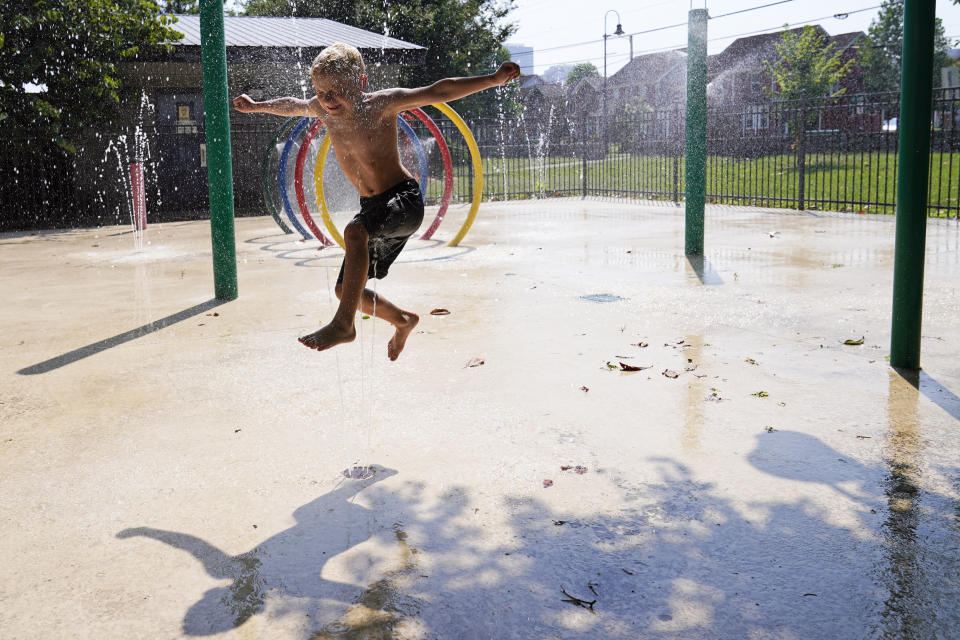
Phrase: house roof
[
  {"left": 162, "top": 14, "right": 425, "bottom": 63},
  {"left": 708, "top": 26, "right": 817, "bottom": 75},
  {"left": 527, "top": 83, "right": 566, "bottom": 100},
  {"left": 571, "top": 76, "right": 603, "bottom": 93},
  {"left": 708, "top": 26, "right": 865, "bottom": 76},
  {"left": 829, "top": 31, "right": 865, "bottom": 51},
  {"left": 519, "top": 74, "right": 543, "bottom": 89},
  {"left": 609, "top": 50, "right": 686, "bottom": 86}
]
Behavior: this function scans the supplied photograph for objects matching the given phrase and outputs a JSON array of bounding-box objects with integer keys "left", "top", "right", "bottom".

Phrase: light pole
[{"left": 603, "top": 9, "right": 625, "bottom": 154}]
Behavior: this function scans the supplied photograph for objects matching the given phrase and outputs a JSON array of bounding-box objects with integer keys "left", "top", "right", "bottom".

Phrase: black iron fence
[
  {"left": 442, "top": 88, "right": 959, "bottom": 218},
  {"left": 2, "top": 89, "right": 958, "bottom": 231}
]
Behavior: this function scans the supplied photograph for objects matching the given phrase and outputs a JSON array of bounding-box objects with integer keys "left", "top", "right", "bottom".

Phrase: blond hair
[{"left": 310, "top": 43, "right": 366, "bottom": 83}]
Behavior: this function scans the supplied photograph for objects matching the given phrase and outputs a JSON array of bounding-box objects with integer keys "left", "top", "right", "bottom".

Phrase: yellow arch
[{"left": 312, "top": 102, "right": 483, "bottom": 248}]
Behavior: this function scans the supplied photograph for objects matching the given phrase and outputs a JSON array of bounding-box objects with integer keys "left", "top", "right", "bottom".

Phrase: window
[
  {"left": 848, "top": 93, "right": 867, "bottom": 116},
  {"left": 741, "top": 104, "right": 769, "bottom": 134},
  {"left": 655, "top": 110, "right": 671, "bottom": 138}
]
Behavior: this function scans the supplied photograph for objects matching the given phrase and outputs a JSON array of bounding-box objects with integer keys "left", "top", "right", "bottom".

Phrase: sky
[{"left": 504, "top": 0, "right": 960, "bottom": 77}]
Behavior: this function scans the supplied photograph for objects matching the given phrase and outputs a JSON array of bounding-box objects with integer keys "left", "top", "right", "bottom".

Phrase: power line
[
  {"left": 710, "top": 0, "right": 799, "bottom": 20},
  {"left": 532, "top": 4, "right": 887, "bottom": 71},
  {"left": 527, "top": 0, "right": 843, "bottom": 57},
  {"left": 532, "top": 52, "right": 632, "bottom": 73},
  {"left": 534, "top": 38, "right": 604, "bottom": 55},
  {"left": 708, "top": 4, "right": 884, "bottom": 43}
]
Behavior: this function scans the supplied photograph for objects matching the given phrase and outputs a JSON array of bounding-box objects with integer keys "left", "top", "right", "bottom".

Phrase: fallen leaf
[
  {"left": 605, "top": 362, "right": 619, "bottom": 370},
  {"left": 765, "top": 426, "right": 777, "bottom": 432},
  {"left": 430, "top": 308, "right": 451, "bottom": 315},
  {"left": 560, "top": 465, "right": 572, "bottom": 471},
  {"left": 206, "top": 312, "right": 219, "bottom": 317},
  {"left": 751, "top": 391, "right": 770, "bottom": 398},
  {"left": 619, "top": 362, "right": 651, "bottom": 372},
  {"left": 553, "top": 520, "right": 566, "bottom": 526},
  {"left": 622, "top": 568, "right": 634, "bottom": 575},
  {"left": 466, "top": 357, "right": 485, "bottom": 368},
  {"left": 844, "top": 337, "right": 865, "bottom": 345},
  {"left": 579, "top": 386, "right": 589, "bottom": 392},
  {"left": 662, "top": 369, "right": 679, "bottom": 379},
  {"left": 745, "top": 358, "right": 758, "bottom": 365},
  {"left": 856, "top": 435, "right": 872, "bottom": 439},
  {"left": 684, "top": 364, "right": 697, "bottom": 372},
  {"left": 632, "top": 342, "right": 649, "bottom": 348},
  {"left": 543, "top": 479, "right": 553, "bottom": 488}
]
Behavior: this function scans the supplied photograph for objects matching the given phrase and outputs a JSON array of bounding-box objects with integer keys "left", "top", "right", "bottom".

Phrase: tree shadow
[
  {"left": 17, "top": 299, "right": 226, "bottom": 375},
  {"left": 116, "top": 427, "right": 960, "bottom": 638}
]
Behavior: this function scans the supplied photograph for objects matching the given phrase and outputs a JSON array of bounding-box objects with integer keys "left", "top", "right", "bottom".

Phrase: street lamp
[{"left": 603, "top": 9, "right": 625, "bottom": 153}]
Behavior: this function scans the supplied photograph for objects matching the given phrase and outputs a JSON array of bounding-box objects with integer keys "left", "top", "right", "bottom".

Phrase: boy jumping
[{"left": 234, "top": 43, "right": 520, "bottom": 360}]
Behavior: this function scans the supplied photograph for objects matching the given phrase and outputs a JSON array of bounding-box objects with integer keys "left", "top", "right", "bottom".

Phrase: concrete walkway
[{"left": 2, "top": 200, "right": 959, "bottom": 639}]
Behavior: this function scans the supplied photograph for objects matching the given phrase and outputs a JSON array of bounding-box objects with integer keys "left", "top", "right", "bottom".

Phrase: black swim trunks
[{"left": 337, "top": 178, "right": 424, "bottom": 283}]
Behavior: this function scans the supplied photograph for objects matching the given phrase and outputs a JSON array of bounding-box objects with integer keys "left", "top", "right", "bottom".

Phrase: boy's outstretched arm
[
  {"left": 233, "top": 94, "right": 321, "bottom": 117},
  {"left": 382, "top": 61, "right": 521, "bottom": 113}
]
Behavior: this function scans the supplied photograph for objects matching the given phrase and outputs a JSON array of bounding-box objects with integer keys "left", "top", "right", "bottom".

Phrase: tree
[
  {"left": 0, "top": 0, "right": 179, "bottom": 154},
  {"left": 565, "top": 63, "right": 599, "bottom": 87},
  {"left": 860, "top": 0, "right": 951, "bottom": 92},
  {"left": 162, "top": 0, "right": 198, "bottom": 12},
  {"left": 765, "top": 26, "right": 854, "bottom": 102},
  {"left": 241, "top": 0, "right": 517, "bottom": 119}
]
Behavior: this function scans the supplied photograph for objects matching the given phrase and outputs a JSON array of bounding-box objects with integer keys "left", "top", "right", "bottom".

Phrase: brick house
[
  {"left": 706, "top": 28, "right": 869, "bottom": 136},
  {"left": 607, "top": 50, "right": 687, "bottom": 113}
]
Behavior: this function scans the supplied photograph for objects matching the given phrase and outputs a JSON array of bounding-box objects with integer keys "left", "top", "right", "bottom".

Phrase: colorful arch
[
  {"left": 276, "top": 117, "right": 313, "bottom": 238},
  {"left": 313, "top": 108, "right": 452, "bottom": 248},
  {"left": 269, "top": 102, "right": 483, "bottom": 247},
  {"left": 260, "top": 117, "right": 298, "bottom": 234}
]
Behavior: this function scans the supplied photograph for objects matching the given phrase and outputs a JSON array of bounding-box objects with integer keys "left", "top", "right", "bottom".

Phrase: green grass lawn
[{"left": 424, "top": 152, "right": 959, "bottom": 217}]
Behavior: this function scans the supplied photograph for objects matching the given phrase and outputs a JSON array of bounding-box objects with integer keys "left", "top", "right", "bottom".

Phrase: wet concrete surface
[{"left": 1, "top": 199, "right": 959, "bottom": 639}]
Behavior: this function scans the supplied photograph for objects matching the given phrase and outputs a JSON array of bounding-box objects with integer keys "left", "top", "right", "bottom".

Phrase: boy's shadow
[{"left": 117, "top": 466, "right": 398, "bottom": 636}]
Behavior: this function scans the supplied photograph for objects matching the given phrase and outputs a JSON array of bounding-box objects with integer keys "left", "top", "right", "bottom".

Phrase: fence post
[
  {"left": 890, "top": 0, "right": 936, "bottom": 370},
  {"left": 797, "top": 92, "right": 807, "bottom": 211},
  {"left": 199, "top": 0, "right": 238, "bottom": 301},
  {"left": 581, "top": 114, "right": 588, "bottom": 199},
  {"left": 467, "top": 149, "right": 474, "bottom": 203},
  {"left": 684, "top": 8, "right": 708, "bottom": 255},
  {"left": 673, "top": 152, "right": 680, "bottom": 204}
]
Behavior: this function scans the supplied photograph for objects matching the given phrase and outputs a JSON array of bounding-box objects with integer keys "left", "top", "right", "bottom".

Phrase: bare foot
[
  {"left": 387, "top": 312, "right": 419, "bottom": 361},
  {"left": 298, "top": 322, "right": 355, "bottom": 351}
]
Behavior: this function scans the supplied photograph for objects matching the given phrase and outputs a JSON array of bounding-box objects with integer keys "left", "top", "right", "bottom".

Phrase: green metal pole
[
  {"left": 200, "top": 0, "right": 238, "bottom": 300},
  {"left": 684, "top": 8, "right": 707, "bottom": 256},
  {"left": 890, "top": 0, "right": 935, "bottom": 369}
]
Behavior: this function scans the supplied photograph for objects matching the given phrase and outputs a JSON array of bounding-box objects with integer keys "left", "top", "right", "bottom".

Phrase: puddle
[{"left": 579, "top": 293, "right": 626, "bottom": 303}]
